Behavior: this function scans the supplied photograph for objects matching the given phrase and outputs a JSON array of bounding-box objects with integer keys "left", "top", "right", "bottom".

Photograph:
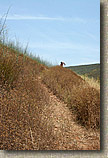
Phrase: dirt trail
[{"left": 37, "top": 76, "right": 100, "bottom": 150}]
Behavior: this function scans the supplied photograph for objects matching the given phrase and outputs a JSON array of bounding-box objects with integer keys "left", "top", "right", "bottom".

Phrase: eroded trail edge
[{"left": 37, "top": 76, "right": 100, "bottom": 150}]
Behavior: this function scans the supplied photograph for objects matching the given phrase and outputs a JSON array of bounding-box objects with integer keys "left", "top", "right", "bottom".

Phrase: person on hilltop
[{"left": 60, "top": 61, "right": 66, "bottom": 67}]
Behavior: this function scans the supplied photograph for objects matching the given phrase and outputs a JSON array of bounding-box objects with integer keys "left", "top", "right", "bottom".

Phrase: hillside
[
  {"left": 0, "top": 43, "right": 100, "bottom": 150},
  {"left": 67, "top": 64, "right": 100, "bottom": 80}
]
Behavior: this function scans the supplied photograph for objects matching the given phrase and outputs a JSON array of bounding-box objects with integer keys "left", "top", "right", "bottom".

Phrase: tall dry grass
[
  {"left": 81, "top": 75, "right": 100, "bottom": 91},
  {"left": 0, "top": 44, "right": 52, "bottom": 150},
  {"left": 41, "top": 66, "right": 100, "bottom": 129},
  {"left": 0, "top": 45, "right": 22, "bottom": 90},
  {"left": 0, "top": 45, "right": 100, "bottom": 150},
  {"left": 0, "top": 16, "right": 100, "bottom": 150}
]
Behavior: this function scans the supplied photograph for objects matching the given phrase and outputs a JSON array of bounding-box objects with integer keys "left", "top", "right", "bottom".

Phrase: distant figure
[{"left": 60, "top": 62, "right": 66, "bottom": 67}]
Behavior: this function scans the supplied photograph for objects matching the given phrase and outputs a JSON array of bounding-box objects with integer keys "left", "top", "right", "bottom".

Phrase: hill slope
[
  {"left": 67, "top": 63, "right": 100, "bottom": 80},
  {"left": 0, "top": 44, "right": 100, "bottom": 150},
  {"left": 41, "top": 66, "right": 100, "bottom": 129}
]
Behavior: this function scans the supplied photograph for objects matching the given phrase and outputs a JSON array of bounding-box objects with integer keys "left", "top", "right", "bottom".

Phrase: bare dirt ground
[{"left": 36, "top": 76, "right": 100, "bottom": 150}]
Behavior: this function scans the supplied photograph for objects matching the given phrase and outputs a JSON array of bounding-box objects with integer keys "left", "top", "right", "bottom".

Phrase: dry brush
[{"left": 41, "top": 66, "right": 100, "bottom": 129}]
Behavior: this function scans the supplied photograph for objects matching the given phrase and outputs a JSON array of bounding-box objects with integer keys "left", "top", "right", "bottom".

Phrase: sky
[{"left": 0, "top": 0, "right": 100, "bottom": 66}]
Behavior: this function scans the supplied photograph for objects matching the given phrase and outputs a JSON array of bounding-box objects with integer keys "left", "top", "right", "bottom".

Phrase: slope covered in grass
[
  {"left": 0, "top": 43, "right": 51, "bottom": 150},
  {"left": 67, "top": 63, "right": 100, "bottom": 80},
  {"left": 41, "top": 66, "right": 100, "bottom": 129},
  {"left": 0, "top": 43, "right": 100, "bottom": 150}
]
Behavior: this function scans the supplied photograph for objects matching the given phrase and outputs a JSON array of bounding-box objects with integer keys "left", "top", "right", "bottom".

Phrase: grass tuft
[
  {"left": 0, "top": 46, "right": 22, "bottom": 89},
  {"left": 81, "top": 75, "right": 100, "bottom": 91}
]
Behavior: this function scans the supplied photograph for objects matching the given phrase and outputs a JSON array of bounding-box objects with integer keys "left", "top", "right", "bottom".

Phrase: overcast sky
[{"left": 0, "top": 0, "right": 100, "bottom": 66}]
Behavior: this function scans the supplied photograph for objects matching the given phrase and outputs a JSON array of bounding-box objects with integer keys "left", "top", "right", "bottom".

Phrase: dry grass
[
  {"left": 81, "top": 75, "right": 100, "bottom": 91},
  {"left": 0, "top": 44, "right": 51, "bottom": 150},
  {"left": 41, "top": 66, "right": 100, "bottom": 129},
  {"left": 0, "top": 44, "right": 100, "bottom": 150}
]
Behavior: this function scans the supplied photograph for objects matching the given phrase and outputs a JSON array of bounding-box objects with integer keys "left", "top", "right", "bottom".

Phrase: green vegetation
[
  {"left": 0, "top": 40, "right": 52, "bottom": 67},
  {"left": 67, "top": 64, "right": 100, "bottom": 80},
  {"left": 0, "top": 10, "right": 52, "bottom": 67}
]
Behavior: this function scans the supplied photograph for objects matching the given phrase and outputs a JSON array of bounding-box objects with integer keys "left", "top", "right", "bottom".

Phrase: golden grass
[
  {"left": 81, "top": 75, "right": 100, "bottom": 91},
  {"left": 0, "top": 44, "right": 51, "bottom": 150},
  {"left": 41, "top": 66, "right": 100, "bottom": 129},
  {"left": 0, "top": 44, "right": 100, "bottom": 150}
]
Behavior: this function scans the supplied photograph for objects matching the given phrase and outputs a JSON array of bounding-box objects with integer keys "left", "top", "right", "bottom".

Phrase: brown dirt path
[
  {"left": 37, "top": 76, "right": 100, "bottom": 150},
  {"left": 0, "top": 75, "right": 100, "bottom": 150}
]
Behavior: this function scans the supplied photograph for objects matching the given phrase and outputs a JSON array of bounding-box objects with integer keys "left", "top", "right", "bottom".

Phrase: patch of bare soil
[{"left": 37, "top": 76, "right": 100, "bottom": 150}]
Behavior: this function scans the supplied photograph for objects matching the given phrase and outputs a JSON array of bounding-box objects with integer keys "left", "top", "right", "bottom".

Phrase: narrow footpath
[{"left": 35, "top": 76, "right": 100, "bottom": 150}]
